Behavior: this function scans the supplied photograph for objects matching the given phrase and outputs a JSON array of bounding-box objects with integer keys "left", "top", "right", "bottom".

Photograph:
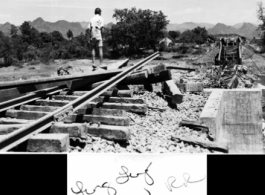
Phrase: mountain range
[
  {"left": 167, "top": 22, "right": 215, "bottom": 32},
  {"left": 0, "top": 18, "right": 113, "bottom": 37},
  {"left": 167, "top": 22, "right": 260, "bottom": 39},
  {"left": 28, "top": 17, "right": 85, "bottom": 37},
  {"left": 0, "top": 17, "right": 261, "bottom": 39}
]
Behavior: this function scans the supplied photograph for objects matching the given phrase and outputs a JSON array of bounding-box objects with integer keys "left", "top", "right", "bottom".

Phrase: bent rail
[{"left": 0, "top": 53, "right": 159, "bottom": 151}]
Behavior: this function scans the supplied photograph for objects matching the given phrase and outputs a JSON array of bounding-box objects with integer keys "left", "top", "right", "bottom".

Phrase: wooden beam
[
  {"left": 0, "top": 118, "right": 33, "bottom": 124},
  {"left": 166, "top": 64, "right": 197, "bottom": 71},
  {"left": 0, "top": 124, "right": 26, "bottom": 135},
  {"left": 76, "top": 108, "right": 125, "bottom": 116},
  {"left": 162, "top": 80, "right": 184, "bottom": 104},
  {"left": 50, "top": 123, "right": 130, "bottom": 140},
  {"left": 171, "top": 135, "right": 228, "bottom": 151},
  {"left": 62, "top": 114, "right": 130, "bottom": 126},
  {"left": 179, "top": 119, "right": 209, "bottom": 132},
  {"left": 6, "top": 110, "right": 47, "bottom": 120},
  {"left": 36, "top": 99, "right": 147, "bottom": 114},
  {"left": 20, "top": 105, "right": 60, "bottom": 112}
]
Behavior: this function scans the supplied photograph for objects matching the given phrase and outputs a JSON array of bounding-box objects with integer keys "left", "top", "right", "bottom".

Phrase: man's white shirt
[{"left": 88, "top": 14, "right": 104, "bottom": 40}]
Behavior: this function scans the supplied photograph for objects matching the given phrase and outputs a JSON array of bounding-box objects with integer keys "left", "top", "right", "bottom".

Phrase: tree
[
  {"left": 168, "top": 31, "right": 181, "bottom": 41},
  {"left": 180, "top": 30, "right": 195, "bottom": 43},
  {"left": 19, "top": 21, "right": 32, "bottom": 44},
  {"left": 179, "top": 27, "right": 208, "bottom": 44},
  {"left": 111, "top": 7, "right": 169, "bottom": 55},
  {"left": 51, "top": 31, "right": 65, "bottom": 43},
  {"left": 10, "top": 25, "right": 18, "bottom": 37},
  {"left": 257, "top": 1, "right": 265, "bottom": 45},
  {"left": 0, "top": 32, "right": 14, "bottom": 64},
  {"left": 67, "top": 29, "right": 73, "bottom": 40},
  {"left": 192, "top": 27, "right": 208, "bottom": 44}
]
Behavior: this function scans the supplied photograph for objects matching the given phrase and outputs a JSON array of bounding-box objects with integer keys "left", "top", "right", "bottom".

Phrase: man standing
[{"left": 88, "top": 8, "right": 104, "bottom": 70}]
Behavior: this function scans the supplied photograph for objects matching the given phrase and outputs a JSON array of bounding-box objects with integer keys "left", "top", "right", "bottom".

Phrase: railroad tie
[
  {"left": 26, "top": 133, "right": 69, "bottom": 152},
  {"left": 62, "top": 114, "right": 130, "bottom": 126},
  {"left": 52, "top": 95, "right": 145, "bottom": 104},
  {"left": 35, "top": 100, "right": 147, "bottom": 114},
  {"left": 50, "top": 123, "right": 130, "bottom": 141}
]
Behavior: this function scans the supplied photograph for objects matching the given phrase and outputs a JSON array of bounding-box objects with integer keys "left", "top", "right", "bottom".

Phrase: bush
[{"left": 192, "top": 48, "right": 206, "bottom": 55}]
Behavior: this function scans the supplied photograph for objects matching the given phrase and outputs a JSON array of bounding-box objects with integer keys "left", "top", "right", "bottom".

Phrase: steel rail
[
  {"left": 0, "top": 59, "right": 129, "bottom": 90},
  {"left": 0, "top": 52, "right": 159, "bottom": 151},
  {"left": 0, "top": 85, "right": 67, "bottom": 113}
]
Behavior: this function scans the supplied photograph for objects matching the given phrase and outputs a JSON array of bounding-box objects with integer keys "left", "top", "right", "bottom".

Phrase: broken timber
[
  {"left": 179, "top": 119, "right": 209, "bottom": 132},
  {"left": 0, "top": 52, "right": 159, "bottom": 151},
  {"left": 166, "top": 64, "right": 198, "bottom": 71},
  {"left": 171, "top": 135, "right": 228, "bottom": 151},
  {"left": 162, "top": 80, "right": 184, "bottom": 104}
]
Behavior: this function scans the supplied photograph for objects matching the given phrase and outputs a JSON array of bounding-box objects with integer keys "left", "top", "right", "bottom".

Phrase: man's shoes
[
  {"left": 99, "top": 64, "right": 107, "bottom": 70},
  {"left": 92, "top": 66, "right": 99, "bottom": 71},
  {"left": 92, "top": 64, "right": 98, "bottom": 71}
]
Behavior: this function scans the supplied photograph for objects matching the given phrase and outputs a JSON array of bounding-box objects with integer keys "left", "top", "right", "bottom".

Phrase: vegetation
[
  {"left": 110, "top": 7, "right": 169, "bottom": 56},
  {"left": 179, "top": 27, "right": 208, "bottom": 44},
  {"left": 257, "top": 1, "right": 265, "bottom": 45},
  {"left": 0, "top": 7, "right": 210, "bottom": 66},
  {"left": 0, "top": 21, "right": 93, "bottom": 65}
]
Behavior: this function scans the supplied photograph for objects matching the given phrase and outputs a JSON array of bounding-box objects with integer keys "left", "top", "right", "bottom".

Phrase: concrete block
[
  {"left": 185, "top": 82, "right": 203, "bottom": 92},
  {"left": 27, "top": 133, "right": 69, "bottom": 152},
  {"left": 221, "top": 89, "right": 263, "bottom": 153},
  {"left": 203, "top": 88, "right": 225, "bottom": 96},
  {"left": 200, "top": 90, "right": 224, "bottom": 140},
  {"left": 200, "top": 89, "right": 264, "bottom": 153}
]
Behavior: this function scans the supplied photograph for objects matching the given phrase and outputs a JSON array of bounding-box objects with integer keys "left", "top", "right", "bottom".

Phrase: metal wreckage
[{"left": 209, "top": 36, "right": 253, "bottom": 89}]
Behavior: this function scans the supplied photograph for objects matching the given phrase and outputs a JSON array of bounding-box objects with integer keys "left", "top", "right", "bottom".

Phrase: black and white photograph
[{"left": 0, "top": 0, "right": 264, "bottom": 154}]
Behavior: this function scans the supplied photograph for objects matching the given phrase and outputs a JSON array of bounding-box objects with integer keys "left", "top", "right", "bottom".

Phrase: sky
[{"left": 0, "top": 0, "right": 263, "bottom": 26}]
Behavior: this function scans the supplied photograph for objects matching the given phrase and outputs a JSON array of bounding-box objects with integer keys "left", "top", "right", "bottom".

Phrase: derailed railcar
[{"left": 215, "top": 36, "right": 243, "bottom": 66}]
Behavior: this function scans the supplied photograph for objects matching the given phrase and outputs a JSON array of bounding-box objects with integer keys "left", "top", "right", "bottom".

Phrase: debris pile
[{"left": 57, "top": 66, "right": 72, "bottom": 76}]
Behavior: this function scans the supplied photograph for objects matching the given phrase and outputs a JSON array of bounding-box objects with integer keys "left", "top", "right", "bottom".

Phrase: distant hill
[
  {"left": 79, "top": 21, "right": 89, "bottom": 29},
  {"left": 167, "top": 22, "right": 214, "bottom": 32},
  {"left": 29, "top": 17, "right": 85, "bottom": 37},
  {"left": 208, "top": 22, "right": 260, "bottom": 39},
  {"left": 0, "top": 18, "right": 261, "bottom": 40},
  {"left": 208, "top": 23, "right": 236, "bottom": 34},
  {"left": 0, "top": 22, "right": 12, "bottom": 35},
  {"left": 237, "top": 23, "right": 260, "bottom": 38},
  {"left": 233, "top": 23, "right": 245, "bottom": 29}
]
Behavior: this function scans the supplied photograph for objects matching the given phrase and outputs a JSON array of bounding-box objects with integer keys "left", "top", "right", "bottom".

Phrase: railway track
[{"left": 0, "top": 52, "right": 160, "bottom": 152}]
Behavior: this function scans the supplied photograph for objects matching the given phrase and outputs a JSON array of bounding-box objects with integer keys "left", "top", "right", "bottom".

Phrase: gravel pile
[
  {"left": 194, "top": 47, "right": 219, "bottom": 64},
  {"left": 69, "top": 69, "right": 215, "bottom": 153}
]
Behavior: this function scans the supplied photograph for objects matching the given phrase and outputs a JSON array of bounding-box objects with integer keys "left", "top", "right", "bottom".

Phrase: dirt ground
[
  {"left": 0, "top": 52, "right": 202, "bottom": 82},
  {"left": 0, "top": 58, "right": 129, "bottom": 82}
]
